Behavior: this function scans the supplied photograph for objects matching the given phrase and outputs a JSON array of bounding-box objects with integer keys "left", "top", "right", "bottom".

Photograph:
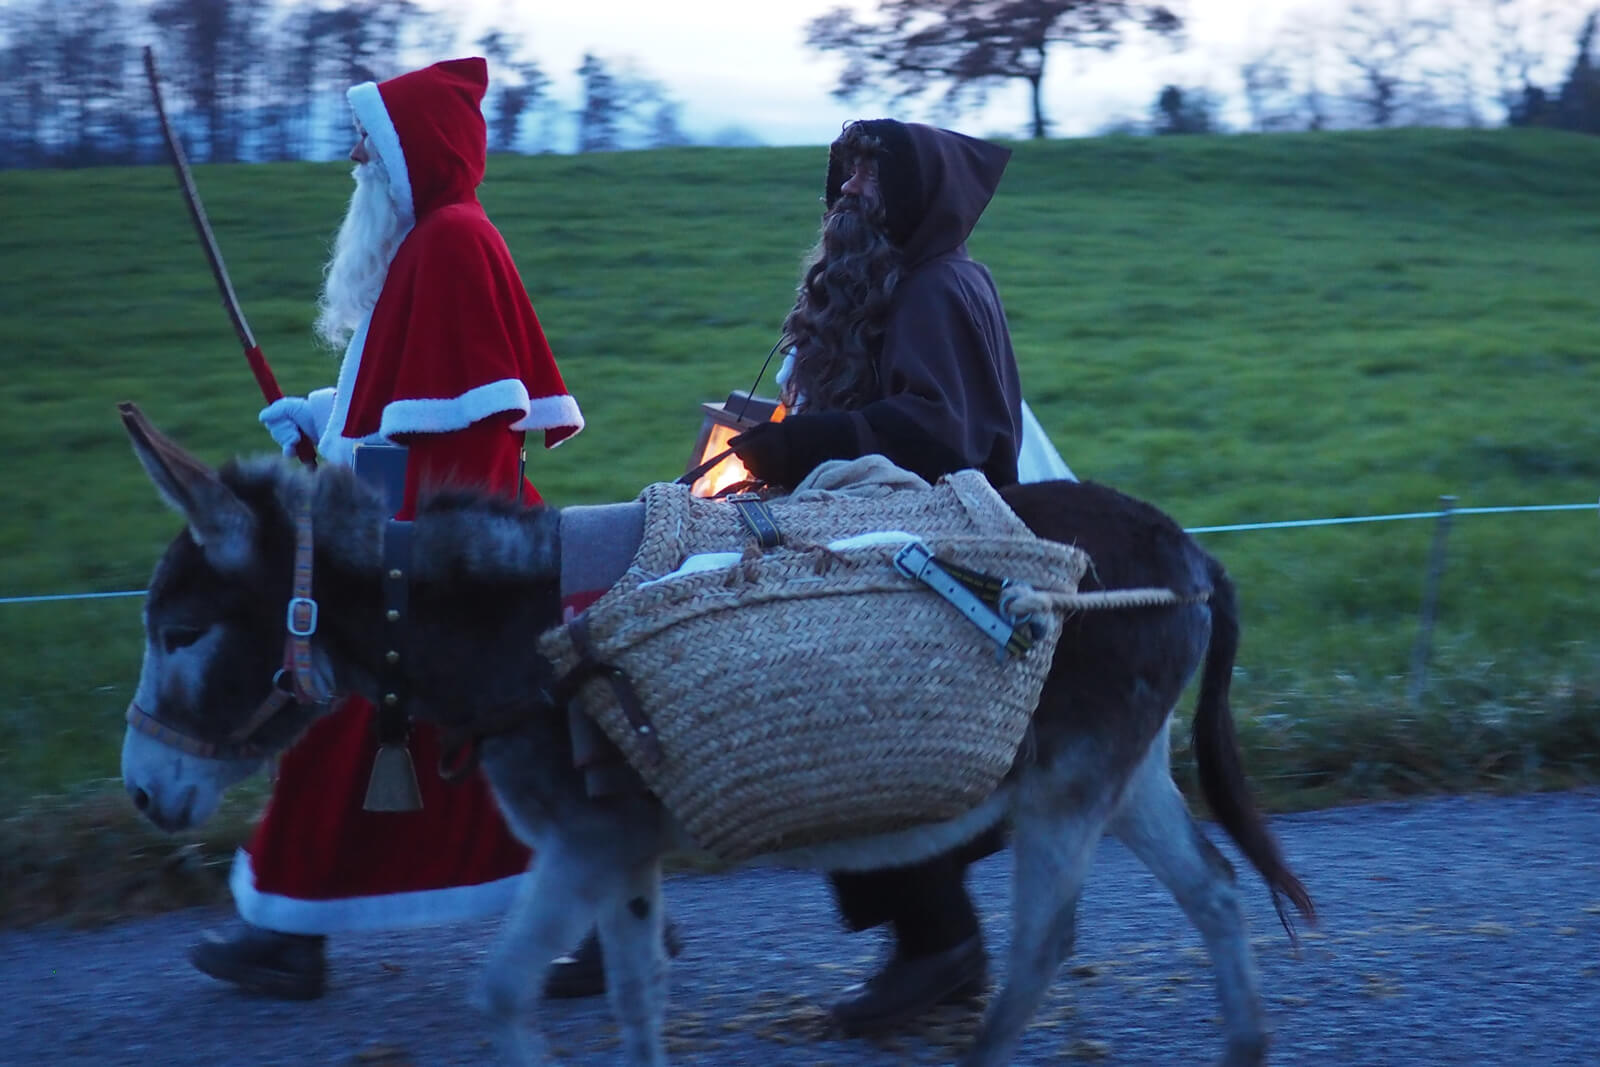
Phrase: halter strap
[
  {"left": 128, "top": 489, "right": 329, "bottom": 760},
  {"left": 124, "top": 683, "right": 287, "bottom": 762},
  {"left": 285, "top": 490, "right": 329, "bottom": 704}
]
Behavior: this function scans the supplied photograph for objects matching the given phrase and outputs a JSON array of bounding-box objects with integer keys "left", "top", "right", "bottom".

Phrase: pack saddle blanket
[{"left": 538, "top": 457, "right": 1090, "bottom": 861}]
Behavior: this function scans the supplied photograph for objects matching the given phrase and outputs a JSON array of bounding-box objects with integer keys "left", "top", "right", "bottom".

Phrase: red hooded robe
[{"left": 234, "top": 57, "right": 581, "bottom": 932}]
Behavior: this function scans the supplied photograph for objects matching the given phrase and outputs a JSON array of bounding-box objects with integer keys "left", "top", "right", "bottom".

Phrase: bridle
[{"left": 124, "top": 491, "right": 332, "bottom": 761}]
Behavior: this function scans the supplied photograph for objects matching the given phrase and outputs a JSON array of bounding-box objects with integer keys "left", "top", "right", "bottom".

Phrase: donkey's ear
[{"left": 120, "top": 402, "right": 257, "bottom": 571}]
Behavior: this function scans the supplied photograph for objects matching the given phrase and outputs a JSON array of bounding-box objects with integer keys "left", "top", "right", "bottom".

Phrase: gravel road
[{"left": 4, "top": 789, "right": 1598, "bottom": 1066}]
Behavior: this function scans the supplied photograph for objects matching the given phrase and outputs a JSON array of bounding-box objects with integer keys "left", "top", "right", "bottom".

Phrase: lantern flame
[
  {"left": 686, "top": 397, "right": 787, "bottom": 499},
  {"left": 691, "top": 422, "right": 755, "bottom": 498}
]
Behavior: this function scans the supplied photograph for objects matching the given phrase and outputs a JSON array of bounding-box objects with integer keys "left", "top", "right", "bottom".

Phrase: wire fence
[{"left": 3, "top": 499, "right": 1595, "bottom": 607}]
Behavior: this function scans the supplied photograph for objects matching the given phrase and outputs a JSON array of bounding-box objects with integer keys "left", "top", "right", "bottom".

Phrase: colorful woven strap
[
  {"left": 726, "top": 491, "right": 783, "bottom": 549},
  {"left": 286, "top": 491, "right": 327, "bottom": 703}
]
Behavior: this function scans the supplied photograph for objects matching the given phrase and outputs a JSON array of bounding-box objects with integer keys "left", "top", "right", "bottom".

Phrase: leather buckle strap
[
  {"left": 725, "top": 491, "right": 783, "bottom": 549},
  {"left": 286, "top": 492, "right": 328, "bottom": 703},
  {"left": 893, "top": 541, "right": 1037, "bottom": 660}
]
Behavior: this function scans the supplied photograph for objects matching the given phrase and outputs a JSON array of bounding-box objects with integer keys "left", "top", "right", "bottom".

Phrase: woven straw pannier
[{"left": 538, "top": 462, "right": 1089, "bottom": 861}]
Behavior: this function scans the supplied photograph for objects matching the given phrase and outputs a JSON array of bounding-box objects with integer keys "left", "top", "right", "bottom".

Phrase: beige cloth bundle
[{"left": 538, "top": 458, "right": 1089, "bottom": 860}]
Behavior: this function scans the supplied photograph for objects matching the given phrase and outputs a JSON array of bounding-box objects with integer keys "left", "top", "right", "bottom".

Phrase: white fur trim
[
  {"left": 347, "top": 82, "right": 414, "bottom": 229},
  {"left": 319, "top": 310, "right": 389, "bottom": 469},
  {"left": 512, "top": 393, "right": 585, "bottom": 440},
  {"left": 378, "top": 379, "right": 582, "bottom": 440},
  {"left": 229, "top": 849, "right": 522, "bottom": 934}
]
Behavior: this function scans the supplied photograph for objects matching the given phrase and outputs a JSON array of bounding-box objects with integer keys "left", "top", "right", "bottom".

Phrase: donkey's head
[{"left": 118, "top": 403, "right": 331, "bottom": 831}]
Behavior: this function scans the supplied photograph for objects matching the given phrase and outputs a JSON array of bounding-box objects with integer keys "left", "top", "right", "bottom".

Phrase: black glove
[
  {"left": 859, "top": 402, "right": 970, "bottom": 484},
  {"left": 729, "top": 412, "right": 860, "bottom": 490}
]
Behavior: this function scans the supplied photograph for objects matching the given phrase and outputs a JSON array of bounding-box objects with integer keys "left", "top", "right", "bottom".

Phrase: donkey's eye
[{"left": 161, "top": 626, "right": 206, "bottom": 654}]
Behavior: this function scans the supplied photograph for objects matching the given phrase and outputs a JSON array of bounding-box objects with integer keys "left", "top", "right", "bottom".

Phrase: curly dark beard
[{"left": 779, "top": 191, "right": 903, "bottom": 413}]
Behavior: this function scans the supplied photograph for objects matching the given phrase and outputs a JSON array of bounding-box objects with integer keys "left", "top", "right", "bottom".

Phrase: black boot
[
  {"left": 542, "top": 921, "right": 684, "bottom": 999},
  {"left": 829, "top": 933, "right": 988, "bottom": 1036},
  {"left": 190, "top": 924, "right": 327, "bottom": 1000}
]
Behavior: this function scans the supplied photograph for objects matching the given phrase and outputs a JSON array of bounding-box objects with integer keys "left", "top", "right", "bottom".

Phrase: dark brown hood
[{"left": 825, "top": 120, "right": 1011, "bottom": 268}]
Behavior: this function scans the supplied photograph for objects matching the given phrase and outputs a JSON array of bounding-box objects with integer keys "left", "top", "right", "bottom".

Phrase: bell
[{"left": 363, "top": 742, "right": 423, "bottom": 812}]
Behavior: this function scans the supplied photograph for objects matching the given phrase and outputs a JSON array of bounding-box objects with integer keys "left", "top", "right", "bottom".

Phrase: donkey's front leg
[
  {"left": 596, "top": 858, "right": 669, "bottom": 1067},
  {"left": 476, "top": 844, "right": 600, "bottom": 1066}
]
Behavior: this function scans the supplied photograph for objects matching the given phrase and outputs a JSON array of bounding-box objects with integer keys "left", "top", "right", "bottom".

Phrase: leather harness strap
[
  {"left": 555, "top": 614, "right": 664, "bottom": 767},
  {"left": 285, "top": 490, "right": 325, "bottom": 703},
  {"left": 725, "top": 491, "right": 783, "bottom": 548},
  {"left": 375, "top": 516, "right": 413, "bottom": 749},
  {"left": 126, "top": 491, "right": 325, "bottom": 760}
]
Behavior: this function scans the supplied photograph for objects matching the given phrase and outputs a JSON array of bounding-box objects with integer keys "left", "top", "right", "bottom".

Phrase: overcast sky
[
  {"left": 410, "top": 1, "right": 1590, "bottom": 145},
  {"left": 420, "top": 0, "right": 1311, "bottom": 144}
]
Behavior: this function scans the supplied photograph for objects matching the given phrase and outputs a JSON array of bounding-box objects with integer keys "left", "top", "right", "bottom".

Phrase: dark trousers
[{"left": 828, "top": 825, "right": 1004, "bottom": 957}]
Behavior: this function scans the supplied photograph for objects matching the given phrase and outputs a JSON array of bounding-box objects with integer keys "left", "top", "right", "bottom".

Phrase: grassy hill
[{"left": 2, "top": 128, "right": 1598, "bottom": 920}]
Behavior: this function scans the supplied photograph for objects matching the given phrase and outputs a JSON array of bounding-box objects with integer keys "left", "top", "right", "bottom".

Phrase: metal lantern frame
[{"left": 685, "top": 390, "right": 783, "bottom": 498}]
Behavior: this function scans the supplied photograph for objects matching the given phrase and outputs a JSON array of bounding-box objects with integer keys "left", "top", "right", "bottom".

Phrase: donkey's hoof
[{"left": 1218, "top": 1033, "right": 1269, "bottom": 1067}]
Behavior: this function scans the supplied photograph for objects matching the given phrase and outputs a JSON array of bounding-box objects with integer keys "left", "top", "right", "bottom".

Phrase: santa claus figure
[{"left": 191, "top": 57, "right": 590, "bottom": 1000}]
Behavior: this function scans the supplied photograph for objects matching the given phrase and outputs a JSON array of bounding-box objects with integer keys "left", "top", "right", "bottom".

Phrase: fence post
[{"left": 1407, "top": 494, "right": 1457, "bottom": 707}]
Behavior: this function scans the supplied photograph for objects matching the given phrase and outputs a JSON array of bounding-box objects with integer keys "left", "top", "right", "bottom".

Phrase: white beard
[{"left": 314, "top": 158, "right": 407, "bottom": 351}]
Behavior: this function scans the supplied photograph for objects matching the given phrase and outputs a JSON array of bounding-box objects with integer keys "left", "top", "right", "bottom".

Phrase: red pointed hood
[{"left": 347, "top": 57, "right": 489, "bottom": 226}]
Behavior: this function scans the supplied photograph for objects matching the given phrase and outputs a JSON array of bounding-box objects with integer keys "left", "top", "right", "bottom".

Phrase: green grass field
[{"left": 2, "top": 128, "right": 1598, "bottom": 921}]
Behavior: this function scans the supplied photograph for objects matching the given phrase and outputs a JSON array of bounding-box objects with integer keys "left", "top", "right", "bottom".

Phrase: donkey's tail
[{"left": 1193, "top": 555, "right": 1317, "bottom": 940}]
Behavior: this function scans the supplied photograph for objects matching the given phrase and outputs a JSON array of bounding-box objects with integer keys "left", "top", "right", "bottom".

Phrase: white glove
[{"left": 259, "top": 387, "right": 335, "bottom": 456}]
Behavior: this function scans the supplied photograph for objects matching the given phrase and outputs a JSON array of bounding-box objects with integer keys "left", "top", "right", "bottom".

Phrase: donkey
[{"left": 117, "top": 404, "right": 1314, "bottom": 1067}]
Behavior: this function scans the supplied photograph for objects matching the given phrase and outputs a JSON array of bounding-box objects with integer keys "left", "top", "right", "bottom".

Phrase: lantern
[{"left": 685, "top": 390, "right": 785, "bottom": 498}]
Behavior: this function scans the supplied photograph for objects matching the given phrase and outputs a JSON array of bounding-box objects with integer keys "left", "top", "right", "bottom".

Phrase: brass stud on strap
[
  {"left": 385, "top": 650, "right": 400, "bottom": 664},
  {"left": 386, "top": 609, "right": 400, "bottom": 622}
]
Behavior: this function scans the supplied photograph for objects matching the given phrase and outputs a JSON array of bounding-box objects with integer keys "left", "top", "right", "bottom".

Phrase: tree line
[
  {"left": 809, "top": 0, "right": 1599, "bottom": 137},
  {"left": 0, "top": 0, "right": 707, "bottom": 169},
  {"left": 2, "top": 0, "right": 1597, "bottom": 171}
]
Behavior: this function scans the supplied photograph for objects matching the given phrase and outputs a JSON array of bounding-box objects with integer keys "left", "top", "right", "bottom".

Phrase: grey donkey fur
[{"left": 117, "top": 405, "right": 1314, "bottom": 1066}]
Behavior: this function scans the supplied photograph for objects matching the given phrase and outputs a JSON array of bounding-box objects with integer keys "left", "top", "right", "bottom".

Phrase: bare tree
[
  {"left": 1248, "top": 9, "right": 1343, "bottom": 131},
  {"left": 1238, "top": 0, "right": 1590, "bottom": 133},
  {"left": 478, "top": 30, "right": 548, "bottom": 153},
  {"left": 1238, "top": 51, "right": 1298, "bottom": 132},
  {"left": 576, "top": 53, "right": 623, "bottom": 152},
  {"left": 1335, "top": 0, "right": 1450, "bottom": 127},
  {"left": 614, "top": 67, "right": 689, "bottom": 148},
  {"left": 257, "top": 2, "right": 325, "bottom": 161},
  {"left": 59, "top": 0, "right": 140, "bottom": 163},
  {"left": 0, "top": 1, "right": 62, "bottom": 166},
  {"left": 316, "top": 0, "right": 426, "bottom": 86},
  {"left": 805, "top": 0, "right": 1184, "bottom": 139},
  {"left": 646, "top": 99, "right": 692, "bottom": 148},
  {"left": 0, "top": 0, "right": 456, "bottom": 167},
  {"left": 575, "top": 54, "right": 689, "bottom": 151},
  {"left": 0, "top": 0, "right": 144, "bottom": 166},
  {"left": 1431, "top": 0, "right": 1576, "bottom": 124},
  {"left": 149, "top": 0, "right": 241, "bottom": 161}
]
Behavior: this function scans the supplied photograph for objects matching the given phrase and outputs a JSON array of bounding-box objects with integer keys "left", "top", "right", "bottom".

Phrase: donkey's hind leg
[
  {"left": 1110, "top": 719, "right": 1268, "bottom": 1067},
  {"left": 961, "top": 758, "right": 1114, "bottom": 1067},
  {"left": 475, "top": 842, "right": 601, "bottom": 1067}
]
